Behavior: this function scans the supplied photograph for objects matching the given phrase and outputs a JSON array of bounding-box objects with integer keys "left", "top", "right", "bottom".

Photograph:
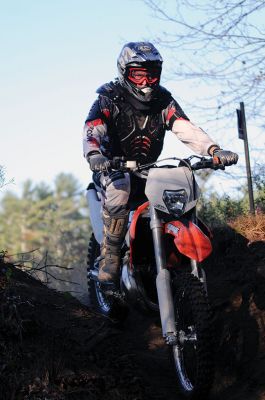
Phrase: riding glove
[
  {"left": 213, "top": 148, "right": 239, "bottom": 166},
  {"left": 87, "top": 152, "right": 110, "bottom": 172}
]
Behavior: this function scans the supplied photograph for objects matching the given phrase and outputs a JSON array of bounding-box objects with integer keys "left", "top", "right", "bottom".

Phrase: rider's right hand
[{"left": 87, "top": 152, "right": 110, "bottom": 172}]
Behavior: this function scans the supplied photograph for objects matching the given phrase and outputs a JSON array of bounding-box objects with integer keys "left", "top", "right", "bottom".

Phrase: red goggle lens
[{"left": 127, "top": 68, "right": 160, "bottom": 85}]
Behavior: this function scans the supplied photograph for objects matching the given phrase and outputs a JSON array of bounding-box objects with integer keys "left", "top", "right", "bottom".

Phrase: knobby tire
[{"left": 171, "top": 273, "right": 214, "bottom": 399}]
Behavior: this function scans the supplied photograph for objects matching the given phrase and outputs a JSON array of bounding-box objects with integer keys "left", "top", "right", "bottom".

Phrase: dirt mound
[
  {"left": 0, "top": 261, "right": 145, "bottom": 400},
  {"left": 0, "top": 224, "right": 265, "bottom": 400},
  {"left": 204, "top": 226, "right": 265, "bottom": 399}
]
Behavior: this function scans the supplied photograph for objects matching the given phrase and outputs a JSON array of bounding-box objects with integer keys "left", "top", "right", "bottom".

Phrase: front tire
[
  {"left": 171, "top": 273, "right": 214, "bottom": 399},
  {"left": 87, "top": 234, "right": 128, "bottom": 322}
]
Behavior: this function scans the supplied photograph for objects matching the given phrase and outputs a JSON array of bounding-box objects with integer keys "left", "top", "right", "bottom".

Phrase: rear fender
[{"left": 164, "top": 219, "right": 212, "bottom": 262}]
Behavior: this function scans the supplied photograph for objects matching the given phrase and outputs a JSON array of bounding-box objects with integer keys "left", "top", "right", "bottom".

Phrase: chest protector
[{"left": 97, "top": 81, "right": 172, "bottom": 164}]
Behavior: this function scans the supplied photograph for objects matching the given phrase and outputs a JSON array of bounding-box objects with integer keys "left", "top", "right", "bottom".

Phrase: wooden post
[{"left": 236, "top": 102, "right": 255, "bottom": 214}]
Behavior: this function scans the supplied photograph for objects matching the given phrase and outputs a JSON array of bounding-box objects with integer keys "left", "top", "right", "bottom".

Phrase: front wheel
[
  {"left": 171, "top": 273, "right": 214, "bottom": 399},
  {"left": 87, "top": 234, "right": 128, "bottom": 322}
]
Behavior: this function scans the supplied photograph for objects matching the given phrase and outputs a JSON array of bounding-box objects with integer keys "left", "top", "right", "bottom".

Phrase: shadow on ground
[
  {"left": 204, "top": 226, "right": 265, "bottom": 400},
  {"left": 0, "top": 224, "right": 264, "bottom": 399},
  {"left": 118, "top": 225, "right": 265, "bottom": 400}
]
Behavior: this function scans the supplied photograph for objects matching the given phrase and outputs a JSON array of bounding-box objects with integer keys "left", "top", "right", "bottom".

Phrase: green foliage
[
  {"left": 253, "top": 164, "right": 265, "bottom": 211},
  {"left": 198, "top": 193, "right": 246, "bottom": 226},
  {"left": 198, "top": 163, "right": 265, "bottom": 226},
  {"left": 0, "top": 173, "right": 91, "bottom": 270}
]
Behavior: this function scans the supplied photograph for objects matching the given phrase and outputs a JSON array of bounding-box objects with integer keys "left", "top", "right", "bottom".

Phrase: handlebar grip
[
  {"left": 191, "top": 157, "right": 225, "bottom": 171},
  {"left": 108, "top": 159, "right": 137, "bottom": 171}
]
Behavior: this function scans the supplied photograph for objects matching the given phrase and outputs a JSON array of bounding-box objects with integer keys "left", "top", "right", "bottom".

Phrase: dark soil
[{"left": 0, "top": 225, "right": 265, "bottom": 400}]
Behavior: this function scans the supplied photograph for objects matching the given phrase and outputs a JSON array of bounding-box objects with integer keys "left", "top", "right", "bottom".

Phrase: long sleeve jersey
[{"left": 83, "top": 80, "right": 217, "bottom": 164}]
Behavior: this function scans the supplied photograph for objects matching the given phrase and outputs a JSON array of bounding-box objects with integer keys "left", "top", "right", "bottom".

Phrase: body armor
[{"left": 85, "top": 80, "right": 188, "bottom": 164}]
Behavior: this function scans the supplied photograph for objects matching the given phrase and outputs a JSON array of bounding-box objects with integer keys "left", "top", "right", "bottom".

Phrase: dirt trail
[
  {"left": 0, "top": 226, "right": 265, "bottom": 399},
  {"left": 115, "top": 306, "right": 265, "bottom": 400},
  {"left": 118, "top": 311, "right": 177, "bottom": 400}
]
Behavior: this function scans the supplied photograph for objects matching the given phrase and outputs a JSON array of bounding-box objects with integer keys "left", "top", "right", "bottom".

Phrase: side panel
[
  {"left": 165, "top": 220, "right": 212, "bottom": 262},
  {"left": 86, "top": 187, "right": 103, "bottom": 244}
]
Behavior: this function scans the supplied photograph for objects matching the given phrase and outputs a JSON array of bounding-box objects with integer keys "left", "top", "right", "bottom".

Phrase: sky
[{"left": 1, "top": 0, "right": 264, "bottom": 199}]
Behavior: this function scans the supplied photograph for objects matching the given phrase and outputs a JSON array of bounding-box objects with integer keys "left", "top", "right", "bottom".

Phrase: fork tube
[
  {"left": 150, "top": 205, "right": 176, "bottom": 339},
  {"left": 149, "top": 205, "right": 166, "bottom": 273}
]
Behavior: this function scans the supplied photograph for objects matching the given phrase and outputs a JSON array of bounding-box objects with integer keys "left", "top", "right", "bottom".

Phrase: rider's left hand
[{"left": 213, "top": 149, "right": 239, "bottom": 166}]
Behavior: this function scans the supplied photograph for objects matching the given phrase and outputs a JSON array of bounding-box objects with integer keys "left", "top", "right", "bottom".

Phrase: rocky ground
[{"left": 0, "top": 225, "right": 265, "bottom": 400}]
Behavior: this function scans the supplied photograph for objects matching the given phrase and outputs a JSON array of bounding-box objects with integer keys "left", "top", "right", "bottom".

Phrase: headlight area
[{"left": 162, "top": 189, "right": 187, "bottom": 217}]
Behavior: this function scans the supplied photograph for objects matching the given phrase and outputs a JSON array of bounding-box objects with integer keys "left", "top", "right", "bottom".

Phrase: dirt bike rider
[{"left": 83, "top": 42, "right": 238, "bottom": 291}]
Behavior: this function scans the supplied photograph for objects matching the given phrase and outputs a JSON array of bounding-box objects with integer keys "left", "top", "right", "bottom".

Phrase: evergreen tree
[{"left": 0, "top": 174, "right": 91, "bottom": 271}]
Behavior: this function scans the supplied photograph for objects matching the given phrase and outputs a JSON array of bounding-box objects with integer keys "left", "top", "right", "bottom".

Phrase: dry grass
[{"left": 229, "top": 213, "right": 265, "bottom": 243}]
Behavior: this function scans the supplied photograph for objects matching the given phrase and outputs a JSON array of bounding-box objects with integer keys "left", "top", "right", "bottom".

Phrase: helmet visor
[{"left": 127, "top": 67, "right": 160, "bottom": 86}]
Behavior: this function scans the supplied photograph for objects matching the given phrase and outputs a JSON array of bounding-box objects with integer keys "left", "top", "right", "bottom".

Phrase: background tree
[
  {"left": 0, "top": 174, "right": 91, "bottom": 271},
  {"left": 198, "top": 192, "right": 246, "bottom": 225},
  {"left": 0, "top": 165, "right": 13, "bottom": 189},
  {"left": 0, "top": 166, "right": 5, "bottom": 188},
  {"left": 144, "top": 0, "right": 265, "bottom": 122},
  {"left": 253, "top": 164, "right": 265, "bottom": 212}
]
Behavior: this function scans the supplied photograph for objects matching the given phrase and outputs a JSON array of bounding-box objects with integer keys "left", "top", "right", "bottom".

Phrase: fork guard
[{"left": 165, "top": 219, "right": 212, "bottom": 262}]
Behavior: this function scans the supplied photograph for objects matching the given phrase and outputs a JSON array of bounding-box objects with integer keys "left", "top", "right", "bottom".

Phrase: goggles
[{"left": 127, "top": 67, "right": 160, "bottom": 85}]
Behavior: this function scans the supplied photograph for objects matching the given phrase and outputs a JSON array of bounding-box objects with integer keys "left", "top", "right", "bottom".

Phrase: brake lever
[{"left": 213, "top": 156, "right": 225, "bottom": 170}]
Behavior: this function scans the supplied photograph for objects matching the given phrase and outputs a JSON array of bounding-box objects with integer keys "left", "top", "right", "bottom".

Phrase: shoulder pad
[
  {"left": 153, "top": 85, "right": 173, "bottom": 109},
  {"left": 96, "top": 81, "right": 121, "bottom": 102},
  {"left": 159, "top": 85, "right": 172, "bottom": 98},
  {"left": 96, "top": 81, "right": 115, "bottom": 95}
]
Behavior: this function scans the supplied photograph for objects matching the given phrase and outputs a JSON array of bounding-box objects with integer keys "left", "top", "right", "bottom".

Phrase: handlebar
[
  {"left": 190, "top": 156, "right": 225, "bottom": 171},
  {"left": 108, "top": 156, "right": 225, "bottom": 172}
]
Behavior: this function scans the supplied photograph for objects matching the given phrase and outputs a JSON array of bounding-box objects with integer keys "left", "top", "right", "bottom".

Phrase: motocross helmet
[{"left": 117, "top": 42, "right": 163, "bottom": 102}]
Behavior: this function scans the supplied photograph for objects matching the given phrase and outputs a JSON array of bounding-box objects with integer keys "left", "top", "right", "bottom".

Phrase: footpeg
[
  {"left": 87, "top": 269, "right": 99, "bottom": 281},
  {"left": 101, "top": 285, "right": 126, "bottom": 303},
  {"left": 165, "top": 333, "right": 178, "bottom": 346}
]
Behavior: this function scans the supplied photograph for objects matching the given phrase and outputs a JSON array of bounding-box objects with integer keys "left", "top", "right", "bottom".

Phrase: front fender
[{"left": 165, "top": 220, "right": 212, "bottom": 262}]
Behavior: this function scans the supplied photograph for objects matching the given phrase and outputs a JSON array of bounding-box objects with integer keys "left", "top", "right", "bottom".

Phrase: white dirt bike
[{"left": 86, "top": 155, "right": 225, "bottom": 399}]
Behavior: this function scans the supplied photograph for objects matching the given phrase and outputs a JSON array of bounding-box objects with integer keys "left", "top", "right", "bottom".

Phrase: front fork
[
  {"left": 150, "top": 205, "right": 177, "bottom": 344},
  {"left": 150, "top": 206, "right": 208, "bottom": 345}
]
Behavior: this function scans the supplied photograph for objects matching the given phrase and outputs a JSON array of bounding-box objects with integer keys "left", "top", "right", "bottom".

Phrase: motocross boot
[{"left": 98, "top": 208, "right": 129, "bottom": 290}]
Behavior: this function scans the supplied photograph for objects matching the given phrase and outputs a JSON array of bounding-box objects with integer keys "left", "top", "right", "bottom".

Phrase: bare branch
[
  {"left": 10, "top": 249, "right": 79, "bottom": 286},
  {"left": 144, "top": 0, "right": 265, "bottom": 121}
]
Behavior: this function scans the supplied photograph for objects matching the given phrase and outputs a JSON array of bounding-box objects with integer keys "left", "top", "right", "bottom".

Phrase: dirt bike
[{"left": 86, "top": 155, "right": 225, "bottom": 399}]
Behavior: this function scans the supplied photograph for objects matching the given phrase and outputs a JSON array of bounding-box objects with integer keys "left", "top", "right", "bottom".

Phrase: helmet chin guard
[
  {"left": 123, "top": 79, "right": 156, "bottom": 102},
  {"left": 134, "top": 86, "right": 154, "bottom": 102},
  {"left": 117, "top": 42, "right": 163, "bottom": 102}
]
